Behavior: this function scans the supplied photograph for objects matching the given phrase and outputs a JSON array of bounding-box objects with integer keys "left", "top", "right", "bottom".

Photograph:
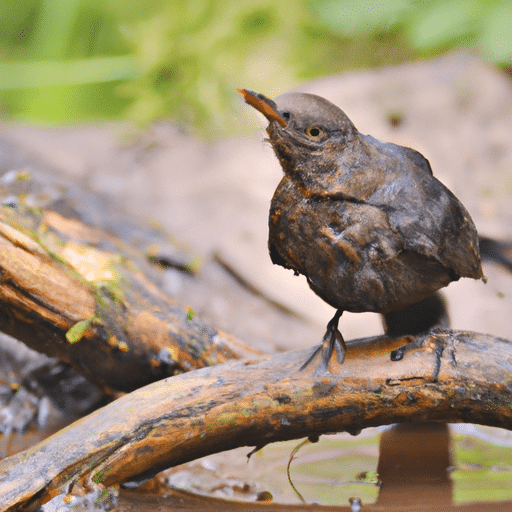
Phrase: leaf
[{"left": 66, "top": 317, "right": 94, "bottom": 344}]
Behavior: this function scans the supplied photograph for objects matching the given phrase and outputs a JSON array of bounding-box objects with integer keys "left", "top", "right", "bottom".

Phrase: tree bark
[{"left": 0, "top": 329, "right": 511, "bottom": 511}]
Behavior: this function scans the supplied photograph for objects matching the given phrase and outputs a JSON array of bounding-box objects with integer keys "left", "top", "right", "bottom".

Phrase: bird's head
[{"left": 239, "top": 89, "right": 357, "bottom": 180}]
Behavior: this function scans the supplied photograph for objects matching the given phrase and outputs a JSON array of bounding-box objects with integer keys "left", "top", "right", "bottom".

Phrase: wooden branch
[
  {"left": 0, "top": 204, "right": 258, "bottom": 392},
  {"left": 1, "top": 329, "right": 511, "bottom": 511}
]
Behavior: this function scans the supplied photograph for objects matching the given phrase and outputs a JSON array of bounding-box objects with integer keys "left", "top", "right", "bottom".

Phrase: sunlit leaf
[{"left": 66, "top": 317, "right": 94, "bottom": 344}]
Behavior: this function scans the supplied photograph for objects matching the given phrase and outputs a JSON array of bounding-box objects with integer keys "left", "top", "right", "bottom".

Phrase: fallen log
[
  {"left": 0, "top": 329, "right": 510, "bottom": 511},
  {"left": 0, "top": 201, "right": 257, "bottom": 392}
]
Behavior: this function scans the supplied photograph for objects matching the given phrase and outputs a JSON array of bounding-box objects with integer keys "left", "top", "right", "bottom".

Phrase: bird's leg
[{"left": 299, "top": 309, "right": 346, "bottom": 373}]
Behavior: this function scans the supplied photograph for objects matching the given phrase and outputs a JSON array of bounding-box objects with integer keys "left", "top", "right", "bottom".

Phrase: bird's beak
[{"left": 238, "top": 89, "right": 287, "bottom": 128}]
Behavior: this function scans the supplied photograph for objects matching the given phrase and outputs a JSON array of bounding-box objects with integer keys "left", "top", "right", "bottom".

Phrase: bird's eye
[
  {"left": 305, "top": 126, "right": 323, "bottom": 139},
  {"left": 281, "top": 111, "right": 291, "bottom": 121}
]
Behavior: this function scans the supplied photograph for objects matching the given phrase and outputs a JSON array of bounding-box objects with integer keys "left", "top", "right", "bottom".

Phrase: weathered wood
[
  {"left": 1, "top": 329, "right": 511, "bottom": 511},
  {"left": 0, "top": 203, "right": 257, "bottom": 392}
]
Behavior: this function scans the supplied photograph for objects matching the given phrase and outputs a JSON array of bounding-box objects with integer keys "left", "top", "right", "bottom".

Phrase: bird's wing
[{"left": 381, "top": 174, "right": 483, "bottom": 280}]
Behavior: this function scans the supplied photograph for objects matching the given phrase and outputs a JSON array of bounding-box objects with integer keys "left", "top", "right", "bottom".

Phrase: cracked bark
[{"left": 0, "top": 329, "right": 511, "bottom": 511}]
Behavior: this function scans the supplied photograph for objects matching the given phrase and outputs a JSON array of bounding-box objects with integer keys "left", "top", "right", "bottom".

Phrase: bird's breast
[{"left": 268, "top": 179, "right": 455, "bottom": 313}]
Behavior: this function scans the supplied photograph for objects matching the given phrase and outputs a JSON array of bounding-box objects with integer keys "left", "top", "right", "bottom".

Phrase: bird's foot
[
  {"left": 316, "top": 328, "right": 346, "bottom": 374},
  {"left": 299, "top": 310, "right": 346, "bottom": 374},
  {"left": 390, "top": 328, "right": 447, "bottom": 361},
  {"left": 390, "top": 334, "right": 428, "bottom": 361}
]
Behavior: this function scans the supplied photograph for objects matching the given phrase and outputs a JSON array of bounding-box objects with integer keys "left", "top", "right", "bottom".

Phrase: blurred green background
[{"left": 0, "top": 0, "right": 510, "bottom": 135}]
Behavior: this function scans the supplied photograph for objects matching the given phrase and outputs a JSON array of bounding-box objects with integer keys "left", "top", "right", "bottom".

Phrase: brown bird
[{"left": 239, "top": 88, "right": 485, "bottom": 373}]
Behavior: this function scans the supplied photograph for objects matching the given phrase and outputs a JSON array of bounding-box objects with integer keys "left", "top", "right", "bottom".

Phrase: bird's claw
[{"left": 299, "top": 313, "right": 346, "bottom": 373}]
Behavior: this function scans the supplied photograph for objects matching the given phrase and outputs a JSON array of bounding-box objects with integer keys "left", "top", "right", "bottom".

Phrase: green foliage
[
  {"left": 0, "top": 0, "right": 510, "bottom": 134},
  {"left": 118, "top": 0, "right": 304, "bottom": 133},
  {"left": 311, "top": 0, "right": 512, "bottom": 65},
  {"left": 0, "top": 0, "right": 136, "bottom": 121}
]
